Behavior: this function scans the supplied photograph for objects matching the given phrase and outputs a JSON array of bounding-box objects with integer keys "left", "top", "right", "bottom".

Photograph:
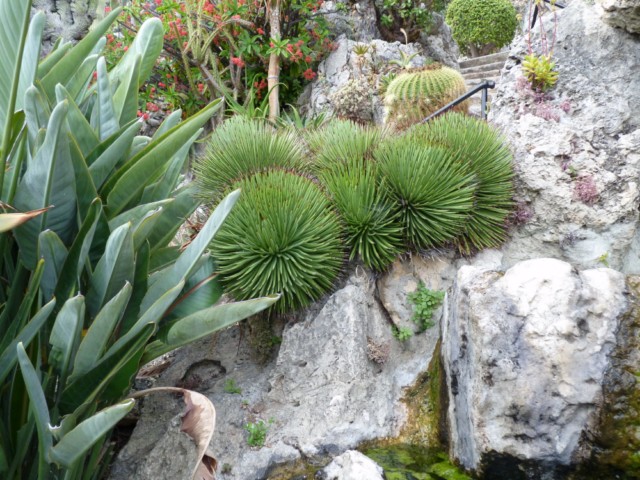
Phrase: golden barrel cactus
[{"left": 384, "top": 64, "right": 468, "bottom": 129}]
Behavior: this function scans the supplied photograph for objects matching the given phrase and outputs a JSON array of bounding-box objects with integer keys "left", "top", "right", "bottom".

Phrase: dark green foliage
[
  {"left": 445, "top": 0, "right": 518, "bottom": 57},
  {"left": 305, "top": 119, "right": 382, "bottom": 172},
  {"left": 408, "top": 281, "right": 445, "bottom": 330},
  {"left": 375, "top": 140, "right": 476, "bottom": 250},
  {"left": 194, "top": 116, "right": 308, "bottom": 201},
  {"left": 407, "top": 113, "right": 514, "bottom": 252},
  {"left": 212, "top": 170, "right": 343, "bottom": 313},
  {"left": 321, "top": 160, "right": 403, "bottom": 271}
]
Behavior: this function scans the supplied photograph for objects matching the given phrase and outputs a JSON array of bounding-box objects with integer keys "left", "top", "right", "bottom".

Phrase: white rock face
[
  {"left": 110, "top": 272, "right": 440, "bottom": 479},
  {"left": 491, "top": 2, "right": 640, "bottom": 273},
  {"left": 597, "top": 0, "right": 640, "bottom": 33},
  {"left": 443, "top": 258, "right": 627, "bottom": 473},
  {"left": 317, "top": 450, "right": 385, "bottom": 480},
  {"left": 32, "top": 0, "right": 100, "bottom": 53}
]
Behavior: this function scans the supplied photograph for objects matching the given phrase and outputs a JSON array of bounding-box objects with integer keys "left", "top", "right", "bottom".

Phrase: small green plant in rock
[
  {"left": 224, "top": 379, "right": 242, "bottom": 394},
  {"left": 393, "top": 326, "right": 414, "bottom": 342},
  {"left": 522, "top": 53, "right": 559, "bottom": 92},
  {"left": 408, "top": 282, "right": 445, "bottom": 331},
  {"left": 445, "top": 0, "right": 518, "bottom": 57},
  {"left": 245, "top": 419, "right": 273, "bottom": 447}
]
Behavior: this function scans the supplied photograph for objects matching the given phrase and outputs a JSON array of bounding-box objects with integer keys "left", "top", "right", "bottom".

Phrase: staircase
[{"left": 459, "top": 51, "right": 509, "bottom": 115}]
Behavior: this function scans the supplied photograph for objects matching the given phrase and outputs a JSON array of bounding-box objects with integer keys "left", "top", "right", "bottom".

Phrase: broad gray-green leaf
[
  {"left": 0, "top": 299, "right": 56, "bottom": 385},
  {"left": 147, "top": 186, "right": 199, "bottom": 251},
  {"left": 113, "top": 54, "right": 141, "bottom": 125},
  {"left": 108, "top": 199, "right": 172, "bottom": 232},
  {"left": 55, "top": 199, "right": 102, "bottom": 302},
  {"left": 49, "top": 399, "right": 134, "bottom": 467},
  {"left": 23, "top": 85, "right": 50, "bottom": 147},
  {"left": 66, "top": 52, "right": 100, "bottom": 104},
  {"left": 88, "top": 120, "right": 141, "bottom": 189},
  {"left": 139, "top": 189, "right": 239, "bottom": 313},
  {"left": 56, "top": 84, "right": 99, "bottom": 157},
  {"left": 0, "top": 0, "right": 31, "bottom": 142},
  {"left": 109, "top": 18, "right": 163, "bottom": 89},
  {"left": 86, "top": 222, "right": 135, "bottom": 318},
  {"left": 104, "top": 99, "right": 222, "bottom": 216},
  {"left": 91, "top": 57, "right": 119, "bottom": 141},
  {"left": 131, "top": 207, "right": 165, "bottom": 251},
  {"left": 16, "top": 11, "right": 44, "bottom": 113},
  {"left": 143, "top": 295, "right": 280, "bottom": 364},
  {"left": 49, "top": 296, "right": 85, "bottom": 385},
  {"left": 38, "top": 229, "right": 68, "bottom": 300},
  {"left": 165, "top": 257, "right": 223, "bottom": 321},
  {"left": 14, "top": 101, "right": 77, "bottom": 269},
  {"left": 68, "top": 136, "right": 99, "bottom": 221},
  {"left": 71, "top": 283, "right": 133, "bottom": 381},
  {"left": 17, "top": 342, "right": 53, "bottom": 470},
  {"left": 152, "top": 109, "right": 182, "bottom": 140},
  {"left": 37, "top": 40, "right": 71, "bottom": 79},
  {"left": 141, "top": 130, "right": 197, "bottom": 204},
  {"left": 40, "top": 7, "right": 121, "bottom": 101}
]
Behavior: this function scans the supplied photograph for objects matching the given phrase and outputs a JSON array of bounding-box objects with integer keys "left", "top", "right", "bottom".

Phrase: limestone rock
[
  {"left": 597, "top": 0, "right": 640, "bottom": 33},
  {"left": 443, "top": 258, "right": 627, "bottom": 476},
  {"left": 317, "top": 450, "right": 384, "bottom": 480},
  {"left": 490, "top": 2, "right": 640, "bottom": 272},
  {"left": 319, "top": 0, "right": 380, "bottom": 41},
  {"left": 110, "top": 271, "right": 439, "bottom": 479}
]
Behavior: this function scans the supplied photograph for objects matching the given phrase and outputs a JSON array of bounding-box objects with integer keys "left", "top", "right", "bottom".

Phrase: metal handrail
[
  {"left": 421, "top": 80, "right": 496, "bottom": 123},
  {"left": 530, "top": 0, "right": 566, "bottom": 28}
]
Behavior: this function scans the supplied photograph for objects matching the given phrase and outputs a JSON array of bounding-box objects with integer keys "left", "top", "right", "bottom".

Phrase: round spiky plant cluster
[
  {"left": 321, "top": 160, "right": 404, "bottom": 271},
  {"left": 407, "top": 113, "right": 514, "bottom": 252},
  {"left": 445, "top": 0, "right": 518, "bottom": 57},
  {"left": 375, "top": 140, "right": 476, "bottom": 249},
  {"left": 194, "top": 116, "right": 307, "bottom": 201},
  {"left": 211, "top": 170, "right": 343, "bottom": 313},
  {"left": 384, "top": 64, "right": 468, "bottom": 130},
  {"left": 305, "top": 119, "right": 382, "bottom": 172}
]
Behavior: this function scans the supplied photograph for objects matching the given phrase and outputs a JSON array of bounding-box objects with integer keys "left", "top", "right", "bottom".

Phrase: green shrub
[
  {"left": 212, "top": 170, "right": 343, "bottom": 313},
  {"left": 445, "top": 0, "right": 518, "bottom": 57},
  {"left": 375, "top": 140, "right": 476, "bottom": 249},
  {"left": 320, "top": 160, "right": 404, "bottom": 271},
  {"left": 407, "top": 113, "right": 514, "bottom": 252},
  {"left": 305, "top": 119, "right": 382, "bottom": 172},
  {"left": 522, "top": 53, "right": 559, "bottom": 92},
  {"left": 244, "top": 419, "right": 272, "bottom": 448},
  {"left": 0, "top": 6, "right": 277, "bottom": 478},
  {"left": 384, "top": 65, "right": 468, "bottom": 130},
  {"left": 194, "top": 116, "right": 308, "bottom": 201}
]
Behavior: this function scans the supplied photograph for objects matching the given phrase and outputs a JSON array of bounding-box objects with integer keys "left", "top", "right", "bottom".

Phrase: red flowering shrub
[{"left": 104, "top": 0, "right": 334, "bottom": 118}]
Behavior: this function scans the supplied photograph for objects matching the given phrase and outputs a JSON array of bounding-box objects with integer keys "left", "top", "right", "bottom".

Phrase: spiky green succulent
[
  {"left": 212, "top": 170, "right": 344, "bottom": 312},
  {"left": 407, "top": 113, "right": 514, "bottom": 252},
  {"left": 321, "top": 159, "right": 403, "bottom": 271},
  {"left": 305, "top": 119, "right": 382, "bottom": 172},
  {"left": 375, "top": 140, "right": 477, "bottom": 249},
  {"left": 194, "top": 116, "right": 308, "bottom": 201},
  {"left": 384, "top": 64, "right": 468, "bottom": 129}
]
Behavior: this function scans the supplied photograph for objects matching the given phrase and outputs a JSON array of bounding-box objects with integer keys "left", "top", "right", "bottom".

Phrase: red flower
[
  {"left": 197, "top": 83, "right": 205, "bottom": 93},
  {"left": 158, "top": 81, "right": 166, "bottom": 88},
  {"left": 257, "top": 27, "right": 265, "bottom": 35},
  {"left": 231, "top": 57, "right": 245, "bottom": 68},
  {"left": 105, "top": 6, "right": 111, "bottom": 13},
  {"left": 155, "top": 0, "right": 162, "bottom": 5},
  {"left": 305, "top": 55, "right": 312, "bottom": 63},
  {"left": 303, "top": 68, "right": 316, "bottom": 80}
]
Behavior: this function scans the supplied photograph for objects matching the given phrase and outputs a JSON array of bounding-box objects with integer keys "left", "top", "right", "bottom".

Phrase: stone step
[
  {"left": 465, "top": 77, "right": 500, "bottom": 89},
  {"left": 460, "top": 61, "right": 506, "bottom": 76},
  {"left": 458, "top": 51, "right": 509, "bottom": 69},
  {"left": 462, "top": 69, "right": 502, "bottom": 81}
]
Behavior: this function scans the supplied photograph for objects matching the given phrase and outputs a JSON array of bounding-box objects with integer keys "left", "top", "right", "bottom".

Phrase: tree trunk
[
  {"left": 32, "top": 0, "right": 100, "bottom": 54},
  {"left": 267, "top": 0, "right": 281, "bottom": 122}
]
